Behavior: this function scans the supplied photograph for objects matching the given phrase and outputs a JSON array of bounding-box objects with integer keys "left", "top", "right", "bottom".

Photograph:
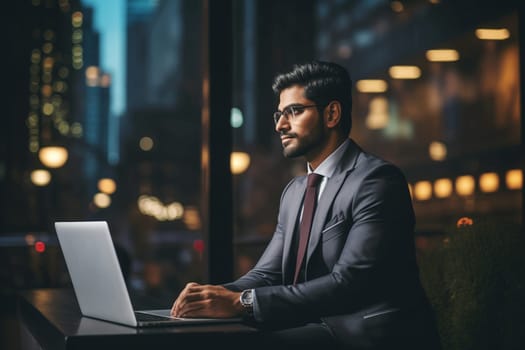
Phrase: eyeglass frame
[{"left": 272, "top": 104, "right": 322, "bottom": 125}]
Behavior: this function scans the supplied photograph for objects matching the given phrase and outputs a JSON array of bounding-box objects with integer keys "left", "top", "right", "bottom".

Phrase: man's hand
[{"left": 170, "top": 282, "right": 243, "bottom": 318}]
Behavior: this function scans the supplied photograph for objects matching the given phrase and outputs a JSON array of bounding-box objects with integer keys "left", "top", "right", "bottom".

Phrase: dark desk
[{"left": 17, "top": 289, "right": 263, "bottom": 350}]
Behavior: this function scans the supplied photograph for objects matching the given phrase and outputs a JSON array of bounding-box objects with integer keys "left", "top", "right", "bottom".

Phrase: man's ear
[{"left": 325, "top": 101, "right": 342, "bottom": 128}]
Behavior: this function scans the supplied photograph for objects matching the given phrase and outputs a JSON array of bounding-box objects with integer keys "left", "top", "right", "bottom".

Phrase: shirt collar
[{"left": 307, "top": 139, "right": 350, "bottom": 179}]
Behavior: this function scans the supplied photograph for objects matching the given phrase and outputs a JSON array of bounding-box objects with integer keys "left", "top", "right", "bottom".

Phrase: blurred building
[
  {"left": 126, "top": 0, "right": 158, "bottom": 112},
  {"left": 2, "top": 2, "right": 111, "bottom": 349},
  {"left": 121, "top": 0, "right": 203, "bottom": 229},
  {"left": 72, "top": 5, "right": 113, "bottom": 191},
  {"left": 1, "top": 0, "right": 116, "bottom": 294},
  {"left": 119, "top": 0, "right": 206, "bottom": 296},
  {"left": 2, "top": 0, "right": 95, "bottom": 232}
]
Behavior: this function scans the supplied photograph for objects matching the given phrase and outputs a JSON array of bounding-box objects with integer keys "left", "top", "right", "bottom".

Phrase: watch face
[{"left": 241, "top": 290, "right": 253, "bottom": 306}]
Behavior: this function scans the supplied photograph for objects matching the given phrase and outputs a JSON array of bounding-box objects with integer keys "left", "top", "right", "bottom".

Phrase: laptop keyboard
[{"left": 135, "top": 311, "right": 170, "bottom": 322}]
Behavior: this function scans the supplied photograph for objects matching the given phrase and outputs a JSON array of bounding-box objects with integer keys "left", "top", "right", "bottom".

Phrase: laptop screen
[{"left": 55, "top": 221, "right": 138, "bottom": 327}]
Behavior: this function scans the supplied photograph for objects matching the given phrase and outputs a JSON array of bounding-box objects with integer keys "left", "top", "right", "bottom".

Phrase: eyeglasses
[{"left": 273, "top": 104, "right": 319, "bottom": 125}]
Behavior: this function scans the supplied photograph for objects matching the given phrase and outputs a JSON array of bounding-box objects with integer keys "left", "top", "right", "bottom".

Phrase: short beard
[
  {"left": 282, "top": 144, "right": 302, "bottom": 158},
  {"left": 281, "top": 123, "right": 325, "bottom": 159}
]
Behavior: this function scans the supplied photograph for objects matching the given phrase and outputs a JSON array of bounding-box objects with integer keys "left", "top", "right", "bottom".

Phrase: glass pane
[
  {"left": 231, "top": 1, "right": 521, "bottom": 277},
  {"left": 2, "top": 0, "right": 206, "bottom": 307},
  {"left": 120, "top": 0, "right": 205, "bottom": 304}
]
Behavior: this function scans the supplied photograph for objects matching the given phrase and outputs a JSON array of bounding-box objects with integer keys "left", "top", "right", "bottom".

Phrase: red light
[
  {"left": 193, "top": 239, "right": 204, "bottom": 253},
  {"left": 35, "top": 241, "right": 46, "bottom": 253},
  {"left": 456, "top": 217, "right": 474, "bottom": 228}
]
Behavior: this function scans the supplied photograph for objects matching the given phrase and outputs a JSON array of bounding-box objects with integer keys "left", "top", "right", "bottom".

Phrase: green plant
[{"left": 418, "top": 219, "right": 525, "bottom": 350}]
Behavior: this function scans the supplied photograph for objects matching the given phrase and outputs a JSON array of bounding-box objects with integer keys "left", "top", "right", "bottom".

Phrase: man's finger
[
  {"left": 170, "top": 282, "right": 201, "bottom": 315},
  {"left": 178, "top": 300, "right": 208, "bottom": 318}
]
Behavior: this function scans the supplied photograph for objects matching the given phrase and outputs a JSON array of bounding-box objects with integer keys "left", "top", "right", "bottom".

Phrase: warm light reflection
[
  {"left": 183, "top": 206, "right": 201, "bottom": 230},
  {"left": 71, "top": 122, "right": 83, "bottom": 137},
  {"left": 475, "top": 28, "right": 510, "bottom": 40},
  {"left": 54, "top": 81, "right": 67, "bottom": 93},
  {"left": 39, "top": 146, "right": 68, "bottom": 168},
  {"left": 43, "top": 57, "right": 54, "bottom": 70},
  {"left": 479, "top": 172, "right": 499, "bottom": 193},
  {"left": 434, "top": 178, "right": 452, "bottom": 198},
  {"left": 337, "top": 44, "right": 352, "bottom": 59},
  {"left": 389, "top": 66, "right": 421, "bottom": 79},
  {"left": 455, "top": 175, "right": 475, "bottom": 196},
  {"left": 98, "top": 178, "right": 116, "bottom": 194},
  {"left": 30, "top": 169, "right": 51, "bottom": 186},
  {"left": 100, "top": 74, "right": 111, "bottom": 87},
  {"left": 25, "top": 234, "right": 36, "bottom": 246},
  {"left": 85, "top": 66, "right": 99, "bottom": 86},
  {"left": 426, "top": 49, "right": 459, "bottom": 62},
  {"left": 42, "top": 42, "right": 53, "bottom": 54},
  {"left": 41, "top": 85, "right": 52, "bottom": 97},
  {"left": 356, "top": 79, "right": 388, "bottom": 93},
  {"left": 57, "top": 121, "right": 69, "bottom": 135},
  {"left": 93, "top": 193, "right": 111, "bottom": 208},
  {"left": 231, "top": 152, "right": 251, "bottom": 174},
  {"left": 429, "top": 141, "right": 447, "bottom": 161},
  {"left": 391, "top": 1, "right": 404, "bottom": 12},
  {"left": 31, "top": 49, "right": 41, "bottom": 64},
  {"left": 414, "top": 181, "right": 432, "bottom": 201},
  {"left": 365, "top": 97, "right": 389, "bottom": 129},
  {"left": 72, "top": 29, "right": 82, "bottom": 44},
  {"left": 139, "top": 136, "right": 154, "bottom": 151},
  {"left": 72, "top": 11, "right": 83, "bottom": 27},
  {"left": 42, "top": 103, "right": 54, "bottom": 115},
  {"left": 457, "top": 217, "right": 474, "bottom": 228},
  {"left": 72, "top": 44, "right": 83, "bottom": 70},
  {"left": 506, "top": 169, "right": 522, "bottom": 190},
  {"left": 137, "top": 195, "right": 184, "bottom": 221},
  {"left": 58, "top": 0, "right": 70, "bottom": 12}
]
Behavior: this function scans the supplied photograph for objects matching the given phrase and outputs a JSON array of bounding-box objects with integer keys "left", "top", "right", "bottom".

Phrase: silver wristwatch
[{"left": 240, "top": 289, "right": 254, "bottom": 315}]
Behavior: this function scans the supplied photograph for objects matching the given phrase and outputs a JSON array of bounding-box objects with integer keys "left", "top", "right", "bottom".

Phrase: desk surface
[{"left": 18, "top": 289, "right": 263, "bottom": 350}]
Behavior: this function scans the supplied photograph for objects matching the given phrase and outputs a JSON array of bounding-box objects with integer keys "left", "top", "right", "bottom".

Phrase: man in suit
[{"left": 171, "top": 61, "right": 441, "bottom": 349}]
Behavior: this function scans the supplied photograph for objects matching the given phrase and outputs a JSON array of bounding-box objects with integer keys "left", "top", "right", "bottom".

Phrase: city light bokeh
[{"left": 1, "top": 4, "right": 521, "bottom": 349}]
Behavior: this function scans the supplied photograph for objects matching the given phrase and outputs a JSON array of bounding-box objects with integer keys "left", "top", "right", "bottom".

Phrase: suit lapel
[
  {"left": 281, "top": 176, "right": 307, "bottom": 281},
  {"left": 306, "top": 140, "right": 361, "bottom": 264},
  {"left": 306, "top": 171, "right": 347, "bottom": 258}
]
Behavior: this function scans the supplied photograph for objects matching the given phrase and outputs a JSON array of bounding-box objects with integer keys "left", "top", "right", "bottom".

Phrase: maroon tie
[{"left": 293, "top": 173, "right": 323, "bottom": 284}]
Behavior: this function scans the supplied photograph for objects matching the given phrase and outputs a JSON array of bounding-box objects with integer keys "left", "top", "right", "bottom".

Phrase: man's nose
[{"left": 275, "top": 115, "right": 289, "bottom": 133}]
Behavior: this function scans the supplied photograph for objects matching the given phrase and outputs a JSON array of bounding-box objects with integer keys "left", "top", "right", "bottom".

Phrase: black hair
[{"left": 272, "top": 60, "right": 353, "bottom": 136}]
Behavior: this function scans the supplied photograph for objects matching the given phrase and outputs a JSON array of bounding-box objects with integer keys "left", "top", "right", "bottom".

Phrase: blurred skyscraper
[
  {"left": 74, "top": 5, "right": 113, "bottom": 189},
  {"left": 126, "top": 0, "right": 158, "bottom": 112},
  {"left": 121, "top": 0, "right": 203, "bottom": 237}
]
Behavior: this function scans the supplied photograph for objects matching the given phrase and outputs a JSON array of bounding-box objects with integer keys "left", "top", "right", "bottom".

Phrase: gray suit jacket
[{"left": 225, "top": 139, "right": 441, "bottom": 349}]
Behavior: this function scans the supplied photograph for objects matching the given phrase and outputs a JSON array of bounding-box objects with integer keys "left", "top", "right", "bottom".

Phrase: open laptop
[{"left": 55, "top": 221, "right": 242, "bottom": 327}]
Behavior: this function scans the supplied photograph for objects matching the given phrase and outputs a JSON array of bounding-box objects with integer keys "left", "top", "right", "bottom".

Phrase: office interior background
[{"left": 2, "top": 0, "right": 524, "bottom": 349}]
